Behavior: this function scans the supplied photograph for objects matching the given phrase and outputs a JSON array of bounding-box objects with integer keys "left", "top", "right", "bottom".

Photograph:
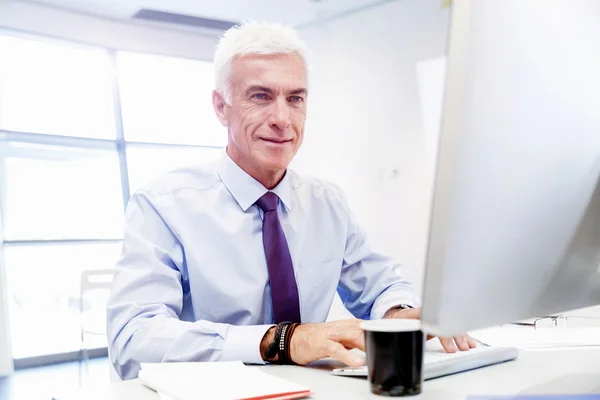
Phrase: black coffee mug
[{"left": 361, "top": 319, "right": 424, "bottom": 397}]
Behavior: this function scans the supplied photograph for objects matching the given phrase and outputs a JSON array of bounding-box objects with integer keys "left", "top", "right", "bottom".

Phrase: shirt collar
[{"left": 217, "top": 151, "right": 292, "bottom": 212}]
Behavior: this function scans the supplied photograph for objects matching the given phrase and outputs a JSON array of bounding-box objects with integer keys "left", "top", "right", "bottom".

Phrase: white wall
[
  {"left": 0, "top": 1, "right": 218, "bottom": 59},
  {"left": 416, "top": 56, "right": 447, "bottom": 177},
  {"left": 294, "top": 0, "right": 451, "bottom": 305}
]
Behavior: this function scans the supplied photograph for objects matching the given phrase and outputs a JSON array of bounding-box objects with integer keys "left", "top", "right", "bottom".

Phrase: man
[{"left": 107, "top": 21, "right": 475, "bottom": 380}]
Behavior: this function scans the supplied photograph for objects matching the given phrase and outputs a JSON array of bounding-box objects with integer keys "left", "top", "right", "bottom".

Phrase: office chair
[{"left": 78, "top": 269, "right": 114, "bottom": 387}]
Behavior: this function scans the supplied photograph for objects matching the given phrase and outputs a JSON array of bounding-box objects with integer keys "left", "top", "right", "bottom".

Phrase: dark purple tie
[{"left": 256, "top": 192, "right": 301, "bottom": 323}]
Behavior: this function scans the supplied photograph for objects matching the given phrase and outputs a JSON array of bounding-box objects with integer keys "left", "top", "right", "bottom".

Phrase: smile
[{"left": 260, "top": 138, "right": 292, "bottom": 144}]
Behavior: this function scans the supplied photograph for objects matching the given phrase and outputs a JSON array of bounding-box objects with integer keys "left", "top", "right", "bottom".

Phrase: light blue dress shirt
[{"left": 107, "top": 152, "right": 419, "bottom": 380}]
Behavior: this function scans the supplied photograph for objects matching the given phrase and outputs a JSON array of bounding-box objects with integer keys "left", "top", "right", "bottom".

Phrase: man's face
[{"left": 216, "top": 53, "right": 308, "bottom": 176}]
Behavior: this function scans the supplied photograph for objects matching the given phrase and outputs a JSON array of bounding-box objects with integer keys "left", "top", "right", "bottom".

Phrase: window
[
  {"left": 1, "top": 142, "right": 123, "bottom": 241},
  {"left": 117, "top": 51, "right": 226, "bottom": 146},
  {"left": 0, "top": 32, "right": 224, "bottom": 364},
  {"left": 4, "top": 242, "right": 122, "bottom": 359},
  {"left": 0, "top": 36, "right": 115, "bottom": 139}
]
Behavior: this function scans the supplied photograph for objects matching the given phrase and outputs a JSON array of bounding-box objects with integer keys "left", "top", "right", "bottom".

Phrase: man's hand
[
  {"left": 384, "top": 307, "right": 477, "bottom": 353},
  {"left": 288, "top": 320, "right": 366, "bottom": 367}
]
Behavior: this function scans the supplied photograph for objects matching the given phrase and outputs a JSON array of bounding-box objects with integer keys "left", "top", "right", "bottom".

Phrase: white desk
[{"left": 80, "top": 348, "right": 600, "bottom": 399}]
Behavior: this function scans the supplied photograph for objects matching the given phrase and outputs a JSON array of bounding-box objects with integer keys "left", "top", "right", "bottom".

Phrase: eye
[
  {"left": 289, "top": 96, "right": 304, "bottom": 103},
  {"left": 253, "top": 93, "right": 270, "bottom": 100}
]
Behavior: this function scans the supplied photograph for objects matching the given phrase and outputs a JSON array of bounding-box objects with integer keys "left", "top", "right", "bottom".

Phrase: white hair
[{"left": 213, "top": 21, "right": 310, "bottom": 104}]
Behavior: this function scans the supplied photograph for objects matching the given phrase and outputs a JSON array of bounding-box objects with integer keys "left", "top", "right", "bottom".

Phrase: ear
[{"left": 212, "top": 90, "right": 229, "bottom": 127}]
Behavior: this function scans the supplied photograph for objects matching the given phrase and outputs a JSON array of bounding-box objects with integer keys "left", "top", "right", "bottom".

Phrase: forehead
[{"left": 230, "top": 53, "right": 307, "bottom": 90}]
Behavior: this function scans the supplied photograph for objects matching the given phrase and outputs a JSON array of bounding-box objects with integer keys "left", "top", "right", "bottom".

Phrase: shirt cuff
[
  {"left": 221, "top": 324, "right": 274, "bottom": 365},
  {"left": 370, "top": 291, "right": 421, "bottom": 320}
]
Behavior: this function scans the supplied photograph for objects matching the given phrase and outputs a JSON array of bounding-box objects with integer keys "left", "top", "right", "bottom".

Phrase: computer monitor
[{"left": 421, "top": 0, "right": 600, "bottom": 336}]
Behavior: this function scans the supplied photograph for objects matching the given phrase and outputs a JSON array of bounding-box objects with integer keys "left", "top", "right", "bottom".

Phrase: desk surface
[{"left": 81, "top": 348, "right": 600, "bottom": 399}]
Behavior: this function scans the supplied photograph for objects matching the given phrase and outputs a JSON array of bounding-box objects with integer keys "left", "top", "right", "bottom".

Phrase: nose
[{"left": 268, "top": 97, "right": 292, "bottom": 130}]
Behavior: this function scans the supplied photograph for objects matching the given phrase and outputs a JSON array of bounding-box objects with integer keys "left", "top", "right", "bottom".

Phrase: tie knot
[{"left": 256, "top": 192, "right": 279, "bottom": 212}]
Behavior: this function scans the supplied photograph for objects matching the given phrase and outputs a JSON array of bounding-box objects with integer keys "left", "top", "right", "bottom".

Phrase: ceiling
[{"left": 15, "top": 0, "right": 392, "bottom": 31}]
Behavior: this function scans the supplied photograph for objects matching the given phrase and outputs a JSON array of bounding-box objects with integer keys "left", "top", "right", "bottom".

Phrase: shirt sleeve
[
  {"left": 337, "top": 199, "right": 422, "bottom": 320},
  {"left": 106, "top": 191, "right": 273, "bottom": 380}
]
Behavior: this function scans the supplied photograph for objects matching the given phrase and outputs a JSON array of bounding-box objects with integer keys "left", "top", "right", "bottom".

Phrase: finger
[
  {"left": 352, "top": 334, "right": 366, "bottom": 352},
  {"left": 339, "top": 337, "right": 366, "bottom": 353},
  {"left": 326, "top": 341, "right": 365, "bottom": 367},
  {"left": 439, "top": 337, "right": 458, "bottom": 353},
  {"left": 466, "top": 334, "right": 478, "bottom": 348},
  {"left": 331, "top": 321, "right": 365, "bottom": 352},
  {"left": 454, "top": 335, "right": 470, "bottom": 351},
  {"left": 346, "top": 328, "right": 366, "bottom": 352}
]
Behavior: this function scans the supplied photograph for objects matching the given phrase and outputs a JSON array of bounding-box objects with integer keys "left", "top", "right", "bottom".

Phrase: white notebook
[
  {"left": 139, "top": 361, "right": 312, "bottom": 400},
  {"left": 331, "top": 339, "right": 519, "bottom": 379}
]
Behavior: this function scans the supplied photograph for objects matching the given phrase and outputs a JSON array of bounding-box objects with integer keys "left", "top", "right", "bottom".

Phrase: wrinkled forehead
[{"left": 230, "top": 53, "right": 308, "bottom": 93}]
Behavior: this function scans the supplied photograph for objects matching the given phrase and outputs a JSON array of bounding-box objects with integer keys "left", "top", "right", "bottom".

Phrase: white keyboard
[{"left": 331, "top": 340, "right": 518, "bottom": 380}]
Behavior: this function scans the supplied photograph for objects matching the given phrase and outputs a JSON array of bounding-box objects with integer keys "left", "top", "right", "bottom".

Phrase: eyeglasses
[
  {"left": 515, "top": 315, "right": 567, "bottom": 329},
  {"left": 511, "top": 314, "right": 600, "bottom": 329}
]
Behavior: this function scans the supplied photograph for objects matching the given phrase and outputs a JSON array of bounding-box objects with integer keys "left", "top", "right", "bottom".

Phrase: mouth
[{"left": 259, "top": 138, "right": 292, "bottom": 145}]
